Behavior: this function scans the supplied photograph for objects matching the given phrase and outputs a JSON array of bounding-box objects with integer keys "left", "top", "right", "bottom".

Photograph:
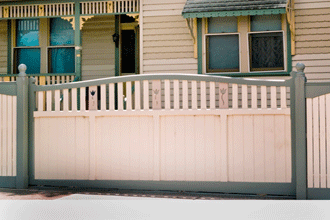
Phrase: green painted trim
[
  {"left": 74, "top": 0, "right": 81, "bottom": 80},
  {"left": 287, "top": 21, "right": 292, "bottom": 73},
  {"left": 294, "top": 70, "right": 307, "bottom": 200},
  {"left": 183, "top": 8, "right": 287, "bottom": 19},
  {"left": 115, "top": 15, "right": 120, "bottom": 76},
  {"left": 29, "top": 180, "right": 295, "bottom": 195},
  {"left": 31, "top": 74, "right": 292, "bottom": 92},
  {"left": 197, "top": 18, "right": 202, "bottom": 74},
  {"left": 28, "top": 78, "right": 36, "bottom": 184},
  {"left": 16, "top": 73, "right": 29, "bottom": 189},
  {"left": 207, "top": 72, "right": 290, "bottom": 77},
  {"left": 7, "top": 20, "right": 11, "bottom": 75},
  {"left": 307, "top": 188, "right": 330, "bottom": 200},
  {"left": 0, "top": 82, "right": 17, "bottom": 96},
  {"left": 306, "top": 84, "right": 330, "bottom": 98},
  {"left": 0, "top": 176, "right": 16, "bottom": 188}
]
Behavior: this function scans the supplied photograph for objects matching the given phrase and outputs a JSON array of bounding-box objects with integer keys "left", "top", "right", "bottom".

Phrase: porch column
[{"left": 74, "top": 0, "right": 82, "bottom": 80}]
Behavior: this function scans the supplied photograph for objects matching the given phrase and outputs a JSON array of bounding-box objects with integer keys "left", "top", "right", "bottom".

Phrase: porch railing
[{"left": 0, "top": 74, "right": 76, "bottom": 85}]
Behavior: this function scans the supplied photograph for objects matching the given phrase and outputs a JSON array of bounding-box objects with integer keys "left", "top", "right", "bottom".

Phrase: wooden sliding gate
[{"left": 29, "top": 73, "right": 296, "bottom": 196}]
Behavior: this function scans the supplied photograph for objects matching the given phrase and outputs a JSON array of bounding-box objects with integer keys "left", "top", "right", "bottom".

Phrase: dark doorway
[{"left": 121, "top": 30, "right": 135, "bottom": 74}]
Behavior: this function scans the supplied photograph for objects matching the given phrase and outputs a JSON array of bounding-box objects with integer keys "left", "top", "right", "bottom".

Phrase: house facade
[{"left": 0, "top": 0, "right": 329, "bottom": 82}]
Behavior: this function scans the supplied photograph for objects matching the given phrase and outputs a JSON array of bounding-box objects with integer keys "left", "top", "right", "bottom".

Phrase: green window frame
[{"left": 14, "top": 19, "right": 41, "bottom": 74}]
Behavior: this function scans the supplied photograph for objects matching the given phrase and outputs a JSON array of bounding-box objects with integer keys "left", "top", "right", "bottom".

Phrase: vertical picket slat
[
  {"left": 0, "top": 95, "right": 2, "bottom": 176},
  {"left": 201, "top": 81, "right": 206, "bottom": 110},
  {"left": 63, "top": 89, "right": 69, "bottom": 111},
  {"left": 232, "top": 84, "right": 238, "bottom": 109},
  {"left": 46, "top": 91, "right": 52, "bottom": 111},
  {"left": 251, "top": 85, "right": 257, "bottom": 109},
  {"left": 165, "top": 80, "right": 170, "bottom": 110},
  {"left": 271, "top": 86, "right": 277, "bottom": 109},
  {"left": 192, "top": 81, "right": 197, "bottom": 110},
  {"left": 56, "top": 76, "right": 60, "bottom": 84},
  {"left": 281, "top": 86, "right": 287, "bottom": 109},
  {"left": 7, "top": 96, "right": 13, "bottom": 176},
  {"left": 118, "top": 82, "right": 123, "bottom": 110},
  {"left": 126, "top": 81, "right": 132, "bottom": 110},
  {"left": 72, "top": 88, "right": 77, "bottom": 111},
  {"left": 55, "top": 90, "right": 60, "bottom": 112},
  {"left": 313, "top": 97, "right": 320, "bottom": 188},
  {"left": 109, "top": 83, "right": 115, "bottom": 110},
  {"left": 80, "top": 87, "right": 86, "bottom": 111},
  {"left": 38, "top": 91, "right": 44, "bottom": 112},
  {"left": 143, "top": 80, "right": 149, "bottom": 110},
  {"left": 134, "top": 81, "right": 141, "bottom": 110},
  {"left": 2, "top": 95, "right": 7, "bottom": 176},
  {"left": 261, "top": 86, "right": 267, "bottom": 109},
  {"left": 174, "top": 80, "right": 179, "bottom": 110},
  {"left": 242, "top": 84, "right": 248, "bottom": 109},
  {"left": 12, "top": 96, "right": 17, "bottom": 176},
  {"left": 182, "top": 80, "right": 188, "bottom": 110},
  {"left": 100, "top": 84, "right": 106, "bottom": 111},
  {"left": 210, "top": 82, "right": 215, "bottom": 110},
  {"left": 326, "top": 94, "right": 330, "bottom": 188},
  {"left": 319, "top": 96, "right": 326, "bottom": 188}
]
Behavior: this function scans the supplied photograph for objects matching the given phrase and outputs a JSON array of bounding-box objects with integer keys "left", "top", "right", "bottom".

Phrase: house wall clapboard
[
  {"left": 293, "top": 0, "right": 330, "bottom": 81},
  {"left": 0, "top": 21, "right": 7, "bottom": 75},
  {"left": 81, "top": 15, "right": 116, "bottom": 81},
  {"left": 141, "top": 0, "right": 198, "bottom": 74}
]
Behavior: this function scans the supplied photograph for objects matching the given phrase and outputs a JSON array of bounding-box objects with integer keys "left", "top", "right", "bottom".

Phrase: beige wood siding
[
  {"left": 142, "top": 0, "right": 197, "bottom": 74},
  {"left": 294, "top": 0, "right": 330, "bottom": 80},
  {"left": 81, "top": 15, "right": 115, "bottom": 81},
  {"left": 0, "top": 21, "right": 7, "bottom": 74}
]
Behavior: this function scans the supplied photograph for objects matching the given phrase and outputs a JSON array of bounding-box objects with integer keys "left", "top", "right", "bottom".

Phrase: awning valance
[{"left": 182, "top": 0, "right": 288, "bottom": 18}]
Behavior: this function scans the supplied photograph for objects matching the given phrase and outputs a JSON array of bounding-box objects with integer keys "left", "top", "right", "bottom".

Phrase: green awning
[{"left": 182, "top": 0, "right": 288, "bottom": 18}]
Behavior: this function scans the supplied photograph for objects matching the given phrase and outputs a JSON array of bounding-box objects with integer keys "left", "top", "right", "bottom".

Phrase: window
[
  {"left": 205, "top": 17, "right": 239, "bottom": 72},
  {"left": 14, "top": 19, "right": 41, "bottom": 74},
  {"left": 13, "top": 18, "right": 75, "bottom": 74},
  {"left": 249, "top": 15, "right": 284, "bottom": 71},
  {"left": 203, "top": 14, "right": 286, "bottom": 74},
  {"left": 48, "top": 18, "right": 75, "bottom": 73}
]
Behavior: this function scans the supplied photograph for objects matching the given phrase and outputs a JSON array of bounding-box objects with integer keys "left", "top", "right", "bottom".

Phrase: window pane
[
  {"left": 50, "top": 48, "right": 75, "bottom": 73},
  {"left": 50, "top": 18, "right": 74, "bottom": 46},
  {"left": 208, "top": 17, "right": 237, "bottom": 33},
  {"left": 251, "top": 15, "right": 282, "bottom": 32},
  {"left": 17, "top": 19, "right": 39, "bottom": 47},
  {"left": 207, "top": 35, "right": 239, "bottom": 72},
  {"left": 250, "top": 32, "right": 284, "bottom": 71},
  {"left": 16, "top": 48, "right": 40, "bottom": 74}
]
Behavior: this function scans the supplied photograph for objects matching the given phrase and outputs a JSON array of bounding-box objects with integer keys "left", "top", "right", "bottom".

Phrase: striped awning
[{"left": 182, "top": 0, "right": 288, "bottom": 18}]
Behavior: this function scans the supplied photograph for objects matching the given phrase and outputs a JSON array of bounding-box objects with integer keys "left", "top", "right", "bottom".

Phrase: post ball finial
[
  {"left": 296, "top": 63, "right": 305, "bottom": 73},
  {"left": 18, "top": 64, "right": 27, "bottom": 76}
]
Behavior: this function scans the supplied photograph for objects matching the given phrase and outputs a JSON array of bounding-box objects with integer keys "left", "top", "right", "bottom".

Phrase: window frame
[
  {"left": 204, "top": 32, "right": 241, "bottom": 73},
  {"left": 203, "top": 17, "right": 241, "bottom": 74},
  {"left": 11, "top": 18, "right": 76, "bottom": 75},
  {"left": 47, "top": 17, "right": 75, "bottom": 74},
  {"left": 202, "top": 15, "right": 288, "bottom": 75},
  {"left": 13, "top": 19, "right": 41, "bottom": 74},
  {"left": 247, "top": 30, "right": 286, "bottom": 72}
]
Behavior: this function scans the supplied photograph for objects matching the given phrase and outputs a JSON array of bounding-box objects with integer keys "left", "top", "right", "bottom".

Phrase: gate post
[
  {"left": 16, "top": 64, "right": 29, "bottom": 189},
  {"left": 294, "top": 63, "right": 307, "bottom": 200}
]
